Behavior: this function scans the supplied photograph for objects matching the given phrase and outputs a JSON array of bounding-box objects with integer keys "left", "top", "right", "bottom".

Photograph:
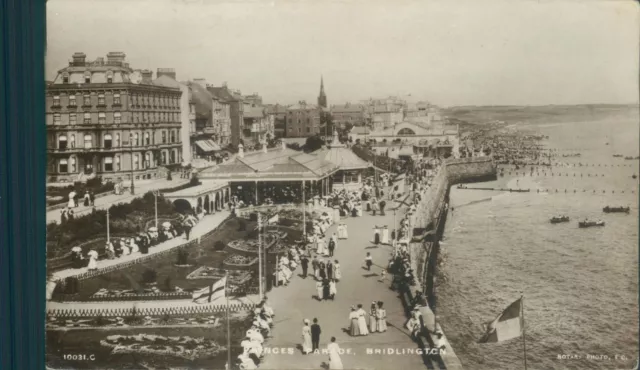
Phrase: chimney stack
[
  {"left": 72, "top": 52, "right": 87, "bottom": 65},
  {"left": 141, "top": 69, "right": 153, "bottom": 83},
  {"left": 157, "top": 68, "right": 177, "bottom": 80},
  {"left": 193, "top": 78, "right": 208, "bottom": 87}
]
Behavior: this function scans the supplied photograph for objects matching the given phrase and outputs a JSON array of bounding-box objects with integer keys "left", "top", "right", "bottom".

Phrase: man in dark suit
[
  {"left": 301, "top": 256, "right": 309, "bottom": 278},
  {"left": 311, "top": 318, "right": 321, "bottom": 352}
]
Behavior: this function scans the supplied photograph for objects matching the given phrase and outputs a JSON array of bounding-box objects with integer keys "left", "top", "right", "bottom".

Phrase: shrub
[
  {"left": 237, "top": 219, "right": 247, "bottom": 231},
  {"left": 249, "top": 213, "right": 258, "bottom": 222},
  {"left": 163, "top": 276, "right": 173, "bottom": 291},
  {"left": 142, "top": 269, "right": 157, "bottom": 284},
  {"left": 176, "top": 250, "right": 189, "bottom": 265},
  {"left": 214, "top": 241, "right": 226, "bottom": 251},
  {"left": 167, "top": 172, "right": 172, "bottom": 180}
]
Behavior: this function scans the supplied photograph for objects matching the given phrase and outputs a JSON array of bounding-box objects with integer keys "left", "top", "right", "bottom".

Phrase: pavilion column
[
  {"left": 255, "top": 181, "right": 258, "bottom": 206},
  {"left": 342, "top": 171, "right": 345, "bottom": 186},
  {"left": 358, "top": 172, "right": 362, "bottom": 184}
]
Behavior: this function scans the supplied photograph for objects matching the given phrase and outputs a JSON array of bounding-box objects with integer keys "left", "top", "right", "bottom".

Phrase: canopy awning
[{"left": 195, "top": 140, "right": 222, "bottom": 153}]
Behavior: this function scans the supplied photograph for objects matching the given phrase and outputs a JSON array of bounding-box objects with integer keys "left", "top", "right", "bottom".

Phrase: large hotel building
[{"left": 46, "top": 52, "right": 183, "bottom": 182}]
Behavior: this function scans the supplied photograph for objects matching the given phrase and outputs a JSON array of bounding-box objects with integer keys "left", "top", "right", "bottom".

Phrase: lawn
[
  {"left": 58, "top": 217, "right": 298, "bottom": 300},
  {"left": 46, "top": 313, "right": 253, "bottom": 369}
]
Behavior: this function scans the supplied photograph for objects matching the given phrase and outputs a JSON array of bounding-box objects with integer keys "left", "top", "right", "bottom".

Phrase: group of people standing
[
  {"left": 236, "top": 298, "right": 275, "bottom": 370},
  {"left": 348, "top": 302, "right": 387, "bottom": 336}
]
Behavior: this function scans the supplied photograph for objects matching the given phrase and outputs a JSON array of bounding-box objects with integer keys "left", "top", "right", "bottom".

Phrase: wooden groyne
[{"left": 456, "top": 186, "right": 530, "bottom": 192}]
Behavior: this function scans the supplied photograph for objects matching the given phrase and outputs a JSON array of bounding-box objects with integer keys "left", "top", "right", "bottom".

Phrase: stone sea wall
[{"left": 409, "top": 157, "right": 497, "bottom": 287}]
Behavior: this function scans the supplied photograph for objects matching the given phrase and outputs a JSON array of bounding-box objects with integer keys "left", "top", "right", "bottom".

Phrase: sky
[{"left": 46, "top": 0, "right": 639, "bottom": 107}]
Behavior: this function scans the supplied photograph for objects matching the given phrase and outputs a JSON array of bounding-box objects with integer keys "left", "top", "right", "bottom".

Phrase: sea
[{"left": 438, "top": 117, "right": 639, "bottom": 370}]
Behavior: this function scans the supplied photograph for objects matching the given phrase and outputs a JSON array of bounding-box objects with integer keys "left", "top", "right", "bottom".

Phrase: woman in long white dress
[
  {"left": 376, "top": 301, "right": 388, "bottom": 332},
  {"left": 327, "top": 337, "right": 344, "bottom": 369},
  {"left": 316, "top": 238, "right": 326, "bottom": 255},
  {"left": 381, "top": 226, "right": 389, "bottom": 245},
  {"left": 333, "top": 260, "right": 342, "bottom": 281},
  {"left": 329, "top": 279, "right": 337, "bottom": 300},
  {"left": 356, "top": 304, "right": 369, "bottom": 336},
  {"left": 348, "top": 307, "right": 360, "bottom": 336},
  {"left": 87, "top": 250, "right": 98, "bottom": 270},
  {"left": 369, "top": 302, "right": 378, "bottom": 333},
  {"left": 316, "top": 281, "right": 324, "bottom": 300},
  {"left": 301, "top": 319, "right": 312, "bottom": 354}
]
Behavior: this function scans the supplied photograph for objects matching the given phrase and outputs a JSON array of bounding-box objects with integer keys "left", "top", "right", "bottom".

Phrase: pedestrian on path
[
  {"left": 369, "top": 302, "right": 378, "bottom": 333},
  {"left": 301, "top": 319, "right": 312, "bottom": 354},
  {"left": 312, "top": 256, "right": 319, "bottom": 280},
  {"left": 329, "top": 279, "right": 337, "bottom": 300},
  {"left": 301, "top": 255, "right": 309, "bottom": 278},
  {"left": 376, "top": 301, "right": 387, "bottom": 332},
  {"left": 327, "top": 337, "right": 344, "bottom": 370},
  {"left": 311, "top": 318, "right": 321, "bottom": 352},
  {"left": 381, "top": 226, "right": 389, "bottom": 245},
  {"left": 316, "top": 280, "right": 324, "bottom": 301},
  {"left": 348, "top": 306, "right": 360, "bottom": 336},
  {"left": 365, "top": 252, "right": 373, "bottom": 271},
  {"left": 328, "top": 238, "right": 335, "bottom": 257},
  {"left": 356, "top": 304, "right": 369, "bottom": 336},
  {"left": 322, "top": 279, "right": 331, "bottom": 300},
  {"left": 326, "top": 260, "right": 334, "bottom": 280},
  {"left": 334, "top": 260, "right": 342, "bottom": 281},
  {"left": 372, "top": 226, "right": 381, "bottom": 245},
  {"left": 89, "top": 191, "right": 95, "bottom": 206}
]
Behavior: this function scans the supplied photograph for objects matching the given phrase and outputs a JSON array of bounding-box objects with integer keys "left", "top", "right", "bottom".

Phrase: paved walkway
[
  {"left": 258, "top": 197, "right": 433, "bottom": 370},
  {"left": 50, "top": 211, "right": 229, "bottom": 281},
  {"left": 47, "top": 178, "right": 190, "bottom": 224}
]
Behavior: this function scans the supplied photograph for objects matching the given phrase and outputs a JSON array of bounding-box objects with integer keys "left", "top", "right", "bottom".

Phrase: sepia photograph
[{"left": 44, "top": 1, "right": 638, "bottom": 369}]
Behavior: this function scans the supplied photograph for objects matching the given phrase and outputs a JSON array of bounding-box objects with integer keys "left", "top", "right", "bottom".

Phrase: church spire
[{"left": 317, "top": 75, "right": 327, "bottom": 108}]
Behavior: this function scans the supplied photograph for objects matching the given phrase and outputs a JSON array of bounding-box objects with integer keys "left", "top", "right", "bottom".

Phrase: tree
[
  {"left": 320, "top": 112, "right": 335, "bottom": 137},
  {"left": 304, "top": 135, "right": 325, "bottom": 153}
]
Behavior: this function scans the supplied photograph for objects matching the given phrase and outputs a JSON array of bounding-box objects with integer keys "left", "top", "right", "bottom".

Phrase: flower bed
[
  {"left": 47, "top": 314, "right": 223, "bottom": 329},
  {"left": 101, "top": 334, "right": 225, "bottom": 360},
  {"left": 223, "top": 254, "right": 258, "bottom": 270},
  {"left": 186, "top": 267, "right": 252, "bottom": 284},
  {"left": 89, "top": 287, "right": 191, "bottom": 301}
]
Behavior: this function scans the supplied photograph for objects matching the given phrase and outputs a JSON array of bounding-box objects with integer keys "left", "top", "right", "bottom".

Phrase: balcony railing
[{"left": 47, "top": 142, "right": 181, "bottom": 154}]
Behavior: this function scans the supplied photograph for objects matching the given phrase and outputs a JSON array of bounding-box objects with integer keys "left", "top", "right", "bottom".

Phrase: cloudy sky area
[{"left": 46, "top": 0, "right": 638, "bottom": 107}]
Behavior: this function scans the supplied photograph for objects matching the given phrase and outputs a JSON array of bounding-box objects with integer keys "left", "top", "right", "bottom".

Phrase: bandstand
[{"left": 313, "top": 130, "right": 371, "bottom": 191}]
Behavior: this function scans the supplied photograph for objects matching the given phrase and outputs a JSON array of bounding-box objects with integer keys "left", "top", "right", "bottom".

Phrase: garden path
[
  {"left": 47, "top": 178, "right": 190, "bottom": 224},
  {"left": 51, "top": 211, "right": 230, "bottom": 281}
]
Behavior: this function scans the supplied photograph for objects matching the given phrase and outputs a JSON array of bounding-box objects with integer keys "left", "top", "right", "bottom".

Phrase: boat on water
[
  {"left": 603, "top": 206, "right": 630, "bottom": 214},
  {"left": 578, "top": 220, "right": 605, "bottom": 228},
  {"left": 632, "top": 174, "right": 637, "bottom": 179},
  {"left": 613, "top": 154, "right": 623, "bottom": 158},
  {"left": 624, "top": 156, "right": 635, "bottom": 160},
  {"left": 550, "top": 216, "right": 570, "bottom": 224}
]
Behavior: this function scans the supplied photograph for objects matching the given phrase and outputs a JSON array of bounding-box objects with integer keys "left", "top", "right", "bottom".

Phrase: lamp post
[
  {"left": 153, "top": 190, "right": 159, "bottom": 228},
  {"left": 258, "top": 213, "right": 263, "bottom": 299},
  {"left": 106, "top": 207, "right": 110, "bottom": 242},
  {"left": 302, "top": 180, "right": 306, "bottom": 236}
]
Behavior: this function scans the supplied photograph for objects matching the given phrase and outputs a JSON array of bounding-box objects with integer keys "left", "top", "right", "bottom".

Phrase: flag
[
  {"left": 192, "top": 277, "right": 226, "bottom": 304},
  {"left": 478, "top": 297, "right": 523, "bottom": 343}
]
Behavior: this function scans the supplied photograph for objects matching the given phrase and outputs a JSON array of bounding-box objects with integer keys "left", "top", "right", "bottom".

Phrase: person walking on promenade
[
  {"left": 365, "top": 252, "right": 373, "bottom": 271},
  {"left": 328, "top": 238, "right": 335, "bottom": 257},
  {"left": 356, "top": 304, "right": 369, "bottom": 336},
  {"left": 327, "top": 337, "right": 344, "bottom": 369},
  {"left": 184, "top": 224, "right": 192, "bottom": 240},
  {"left": 379, "top": 199, "right": 386, "bottom": 216},
  {"left": 329, "top": 279, "right": 337, "bottom": 300},
  {"left": 301, "top": 319, "right": 312, "bottom": 354},
  {"left": 381, "top": 225, "right": 389, "bottom": 245},
  {"left": 371, "top": 198, "right": 379, "bottom": 216},
  {"left": 316, "top": 280, "right": 324, "bottom": 301},
  {"left": 376, "top": 301, "right": 387, "bottom": 332},
  {"left": 311, "top": 318, "right": 321, "bottom": 352},
  {"left": 369, "top": 302, "right": 378, "bottom": 333},
  {"left": 322, "top": 278, "right": 331, "bottom": 300},
  {"left": 349, "top": 306, "right": 360, "bottom": 336},
  {"left": 372, "top": 226, "right": 381, "bottom": 245},
  {"left": 301, "top": 255, "right": 309, "bottom": 278},
  {"left": 312, "top": 256, "right": 320, "bottom": 280},
  {"left": 89, "top": 191, "right": 95, "bottom": 206},
  {"left": 334, "top": 260, "right": 342, "bottom": 282},
  {"left": 326, "top": 260, "right": 334, "bottom": 280}
]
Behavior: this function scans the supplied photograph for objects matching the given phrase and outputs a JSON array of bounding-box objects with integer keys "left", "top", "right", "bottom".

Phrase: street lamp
[
  {"left": 106, "top": 206, "right": 111, "bottom": 242},
  {"left": 129, "top": 137, "right": 135, "bottom": 195},
  {"left": 153, "top": 190, "right": 159, "bottom": 228},
  {"left": 258, "top": 213, "right": 263, "bottom": 299}
]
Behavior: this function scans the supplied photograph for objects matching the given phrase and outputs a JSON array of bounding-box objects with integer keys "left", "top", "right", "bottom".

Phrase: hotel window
[
  {"left": 84, "top": 134, "right": 93, "bottom": 149},
  {"left": 162, "top": 131, "right": 167, "bottom": 144},
  {"left": 53, "top": 95, "right": 61, "bottom": 107},
  {"left": 84, "top": 71, "right": 91, "bottom": 83},
  {"left": 70, "top": 134, "right": 75, "bottom": 148},
  {"left": 104, "top": 134, "right": 112, "bottom": 148},
  {"left": 170, "top": 130, "right": 176, "bottom": 143},
  {"left": 69, "top": 113, "right": 76, "bottom": 125},
  {"left": 144, "top": 132, "right": 150, "bottom": 145},
  {"left": 98, "top": 94, "right": 105, "bottom": 106},
  {"left": 132, "top": 94, "right": 138, "bottom": 106},
  {"left": 98, "top": 112, "right": 106, "bottom": 124},
  {"left": 115, "top": 133, "right": 120, "bottom": 147},
  {"left": 170, "top": 150, "right": 176, "bottom": 164},
  {"left": 113, "top": 93, "right": 121, "bottom": 105},
  {"left": 83, "top": 112, "right": 91, "bottom": 124},
  {"left": 62, "top": 73, "right": 69, "bottom": 84},
  {"left": 133, "top": 154, "right": 139, "bottom": 170},
  {"left": 53, "top": 113, "right": 61, "bottom": 124},
  {"left": 144, "top": 153, "right": 151, "bottom": 168},
  {"left": 106, "top": 71, "right": 113, "bottom": 83},
  {"left": 114, "top": 111, "right": 121, "bottom": 124},
  {"left": 104, "top": 157, "right": 113, "bottom": 171},
  {"left": 69, "top": 95, "right": 77, "bottom": 107},
  {"left": 161, "top": 151, "right": 167, "bottom": 165},
  {"left": 134, "top": 133, "right": 140, "bottom": 146},
  {"left": 115, "top": 155, "right": 121, "bottom": 171},
  {"left": 83, "top": 94, "right": 91, "bottom": 106},
  {"left": 58, "top": 135, "right": 67, "bottom": 149},
  {"left": 59, "top": 159, "right": 68, "bottom": 173},
  {"left": 70, "top": 157, "right": 76, "bottom": 172}
]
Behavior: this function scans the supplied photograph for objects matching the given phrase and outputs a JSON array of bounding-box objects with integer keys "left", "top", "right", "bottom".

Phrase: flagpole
[
  {"left": 521, "top": 295, "right": 528, "bottom": 370},
  {"left": 226, "top": 271, "right": 231, "bottom": 370}
]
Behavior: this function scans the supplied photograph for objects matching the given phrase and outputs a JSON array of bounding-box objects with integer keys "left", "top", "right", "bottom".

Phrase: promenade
[
  {"left": 258, "top": 197, "right": 436, "bottom": 370},
  {"left": 46, "top": 178, "right": 190, "bottom": 224}
]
